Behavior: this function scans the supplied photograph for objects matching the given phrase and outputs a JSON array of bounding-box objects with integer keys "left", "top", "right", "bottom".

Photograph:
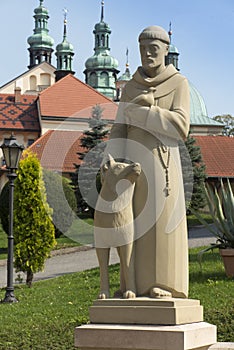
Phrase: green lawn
[
  {"left": 0, "top": 247, "right": 233, "bottom": 349},
  {"left": 187, "top": 213, "right": 213, "bottom": 227}
]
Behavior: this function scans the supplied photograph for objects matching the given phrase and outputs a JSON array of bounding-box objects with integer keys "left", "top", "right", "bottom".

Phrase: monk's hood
[
  {"left": 125, "top": 64, "right": 185, "bottom": 99},
  {"left": 133, "top": 64, "right": 179, "bottom": 87}
]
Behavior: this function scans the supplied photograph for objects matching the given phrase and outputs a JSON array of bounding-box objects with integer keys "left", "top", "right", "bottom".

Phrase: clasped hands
[{"left": 124, "top": 88, "right": 155, "bottom": 126}]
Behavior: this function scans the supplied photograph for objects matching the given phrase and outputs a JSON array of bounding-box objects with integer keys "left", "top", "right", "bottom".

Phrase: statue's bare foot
[
  {"left": 150, "top": 287, "right": 172, "bottom": 299},
  {"left": 123, "top": 290, "right": 136, "bottom": 299},
  {"left": 98, "top": 291, "right": 109, "bottom": 299}
]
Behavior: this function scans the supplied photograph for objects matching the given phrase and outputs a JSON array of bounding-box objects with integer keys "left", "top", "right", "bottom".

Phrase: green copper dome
[
  {"left": 56, "top": 12, "right": 74, "bottom": 54},
  {"left": 27, "top": 0, "right": 54, "bottom": 68},
  {"left": 189, "top": 81, "right": 222, "bottom": 126},
  {"left": 94, "top": 21, "right": 111, "bottom": 33},
  {"left": 55, "top": 11, "right": 75, "bottom": 81},
  {"left": 27, "top": 0, "right": 54, "bottom": 49},
  {"left": 28, "top": 33, "right": 54, "bottom": 48},
  {"left": 56, "top": 39, "right": 74, "bottom": 53},
  {"left": 84, "top": 0, "right": 119, "bottom": 99},
  {"left": 85, "top": 53, "right": 118, "bottom": 69},
  {"left": 169, "top": 43, "right": 179, "bottom": 54},
  {"left": 117, "top": 63, "right": 131, "bottom": 82},
  {"left": 189, "top": 81, "right": 207, "bottom": 122},
  {"left": 34, "top": 0, "right": 48, "bottom": 15}
]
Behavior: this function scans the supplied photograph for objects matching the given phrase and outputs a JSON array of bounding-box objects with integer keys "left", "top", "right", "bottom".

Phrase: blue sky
[{"left": 0, "top": 0, "right": 233, "bottom": 117}]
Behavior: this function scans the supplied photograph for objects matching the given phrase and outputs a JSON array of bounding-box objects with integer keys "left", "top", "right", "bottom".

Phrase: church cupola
[
  {"left": 165, "top": 23, "right": 180, "bottom": 71},
  {"left": 84, "top": 0, "right": 119, "bottom": 99},
  {"left": 55, "top": 9, "right": 75, "bottom": 82},
  {"left": 27, "top": 0, "right": 54, "bottom": 69},
  {"left": 115, "top": 48, "right": 132, "bottom": 101}
]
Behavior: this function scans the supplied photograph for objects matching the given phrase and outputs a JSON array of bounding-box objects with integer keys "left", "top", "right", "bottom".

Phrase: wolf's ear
[
  {"left": 102, "top": 163, "right": 109, "bottom": 172},
  {"left": 102, "top": 154, "right": 115, "bottom": 170},
  {"left": 107, "top": 153, "right": 115, "bottom": 165}
]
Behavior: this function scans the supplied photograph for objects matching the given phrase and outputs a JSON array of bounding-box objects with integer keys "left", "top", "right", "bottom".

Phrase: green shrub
[
  {"left": 0, "top": 170, "right": 77, "bottom": 239},
  {"left": 13, "top": 151, "right": 56, "bottom": 287},
  {"left": 0, "top": 182, "right": 9, "bottom": 234},
  {"left": 43, "top": 170, "right": 77, "bottom": 237}
]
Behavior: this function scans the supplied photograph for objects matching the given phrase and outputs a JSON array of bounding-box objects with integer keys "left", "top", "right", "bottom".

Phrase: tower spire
[
  {"left": 63, "top": 8, "right": 68, "bottom": 39},
  {"left": 126, "top": 47, "right": 129, "bottom": 66},
  {"left": 168, "top": 21, "right": 172, "bottom": 43},
  {"left": 27, "top": 0, "right": 54, "bottom": 69},
  {"left": 101, "top": 0, "right": 104, "bottom": 22},
  {"left": 84, "top": 0, "right": 119, "bottom": 99},
  {"left": 55, "top": 8, "right": 75, "bottom": 81},
  {"left": 165, "top": 22, "right": 180, "bottom": 71}
]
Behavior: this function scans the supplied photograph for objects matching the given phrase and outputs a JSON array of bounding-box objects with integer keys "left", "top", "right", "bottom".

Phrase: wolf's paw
[
  {"left": 123, "top": 290, "right": 136, "bottom": 299},
  {"left": 98, "top": 291, "right": 109, "bottom": 299}
]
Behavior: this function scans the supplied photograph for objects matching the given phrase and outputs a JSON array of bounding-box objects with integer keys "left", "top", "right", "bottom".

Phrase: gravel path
[{"left": 0, "top": 226, "right": 216, "bottom": 288}]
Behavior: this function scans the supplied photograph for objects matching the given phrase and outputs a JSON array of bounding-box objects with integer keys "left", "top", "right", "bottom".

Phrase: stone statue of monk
[{"left": 107, "top": 25, "right": 190, "bottom": 298}]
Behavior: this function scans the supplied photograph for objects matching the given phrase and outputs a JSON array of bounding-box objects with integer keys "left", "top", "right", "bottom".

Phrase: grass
[
  {"left": 0, "top": 247, "right": 233, "bottom": 349},
  {"left": 187, "top": 213, "right": 213, "bottom": 227},
  {"left": 189, "top": 247, "right": 234, "bottom": 341}
]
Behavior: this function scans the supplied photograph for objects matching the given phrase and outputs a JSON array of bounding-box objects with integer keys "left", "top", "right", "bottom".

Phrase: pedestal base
[
  {"left": 90, "top": 298, "right": 203, "bottom": 325},
  {"left": 75, "top": 322, "right": 217, "bottom": 350}
]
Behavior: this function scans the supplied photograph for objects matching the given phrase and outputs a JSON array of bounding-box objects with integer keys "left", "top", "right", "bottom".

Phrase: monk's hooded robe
[{"left": 107, "top": 63, "right": 190, "bottom": 298}]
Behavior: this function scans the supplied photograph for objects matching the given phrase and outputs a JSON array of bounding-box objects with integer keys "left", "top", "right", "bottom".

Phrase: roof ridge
[
  {"left": 27, "top": 130, "right": 53, "bottom": 151},
  {"left": 39, "top": 73, "right": 115, "bottom": 104},
  {"left": 0, "top": 62, "right": 56, "bottom": 90}
]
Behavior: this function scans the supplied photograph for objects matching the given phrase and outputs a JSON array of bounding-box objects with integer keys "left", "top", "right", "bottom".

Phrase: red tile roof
[
  {"left": 39, "top": 74, "right": 118, "bottom": 121},
  {"left": 194, "top": 135, "right": 234, "bottom": 178},
  {"left": 29, "top": 130, "right": 84, "bottom": 173},
  {"left": 0, "top": 94, "right": 40, "bottom": 131}
]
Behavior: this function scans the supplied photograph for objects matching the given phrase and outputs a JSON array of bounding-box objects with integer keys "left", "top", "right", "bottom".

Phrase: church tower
[
  {"left": 27, "top": 0, "right": 54, "bottom": 69},
  {"left": 115, "top": 48, "right": 132, "bottom": 101},
  {"left": 84, "top": 1, "right": 119, "bottom": 99},
  {"left": 55, "top": 9, "right": 75, "bottom": 82},
  {"left": 165, "top": 23, "right": 180, "bottom": 71}
]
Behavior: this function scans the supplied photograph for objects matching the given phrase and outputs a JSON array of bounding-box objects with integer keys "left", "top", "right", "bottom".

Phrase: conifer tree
[
  {"left": 43, "top": 170, "right": 77, "bottom": 238},
  {"left": 213, "top": 114, "right": 234, "bottom": 136},
  {"left": 13, "top": 151, "right": 56, "bottom": 287},
  {"left": 71, "top": 104, "right": 110, "bottom": 216},
  {"left": 180, "top": 133, "right": 207, "bottom": 214}
]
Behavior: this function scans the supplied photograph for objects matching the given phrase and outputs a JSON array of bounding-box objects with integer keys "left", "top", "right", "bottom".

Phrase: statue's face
[{"left": 140, "top": 39, "right": 168, "bottom": 73}]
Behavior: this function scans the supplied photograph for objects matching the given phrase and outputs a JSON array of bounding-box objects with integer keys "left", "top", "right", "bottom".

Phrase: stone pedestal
[
  {"left": 90, "top": 298, "right": 203, "bottom": 325},
  {"left": 75, "top": 322, "right": 217, "bottom": 350},
  {"left": 75, "top": 298, "right": 217, "bottom": 350}
]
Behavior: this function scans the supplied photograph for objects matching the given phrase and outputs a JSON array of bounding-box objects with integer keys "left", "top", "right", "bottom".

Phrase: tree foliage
[
  {"left": 71, "top": 104, "right": 110, "bottom": 216},
  {"left": 43, "top": 170, "right": 77, "bottom": 238},
  {"left": 13, "top": 151, "right": 56, "bottom": 287},
  {"left": 0, "top": 183, "right": 9, "bottom": 234},
  {"left": 213, "top": 114, "right": 234, "bottom": 136},
  {"left": 0, "top": 170, "right": 76, "bottom": 238},
  {"left": 180, "top": 133, "right": 207, "bottom": 214}
]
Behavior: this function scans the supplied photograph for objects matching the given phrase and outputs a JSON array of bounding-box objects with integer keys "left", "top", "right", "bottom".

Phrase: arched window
[
  {"left": 29, "top": 75, "right": 37, "bottom": 91},
  {"left": 40, "top": 73, "right": 51, "bottom": 87},
  {"left": 64, "top": 56, "right": 68, "bottom": 69},
  {"left": 101, "top": 34, "right": 105, "bottom": 46},
  {"left": 100, "top": 72, "right": 109, "bottom": 86},
  {"left": 90, "top": 72, "right": 97, "bottom": 87}
]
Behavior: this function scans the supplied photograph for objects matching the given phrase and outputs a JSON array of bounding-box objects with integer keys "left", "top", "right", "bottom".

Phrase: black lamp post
[{"left": 0, "top": 135, "right": 24, "bottom": 303}]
